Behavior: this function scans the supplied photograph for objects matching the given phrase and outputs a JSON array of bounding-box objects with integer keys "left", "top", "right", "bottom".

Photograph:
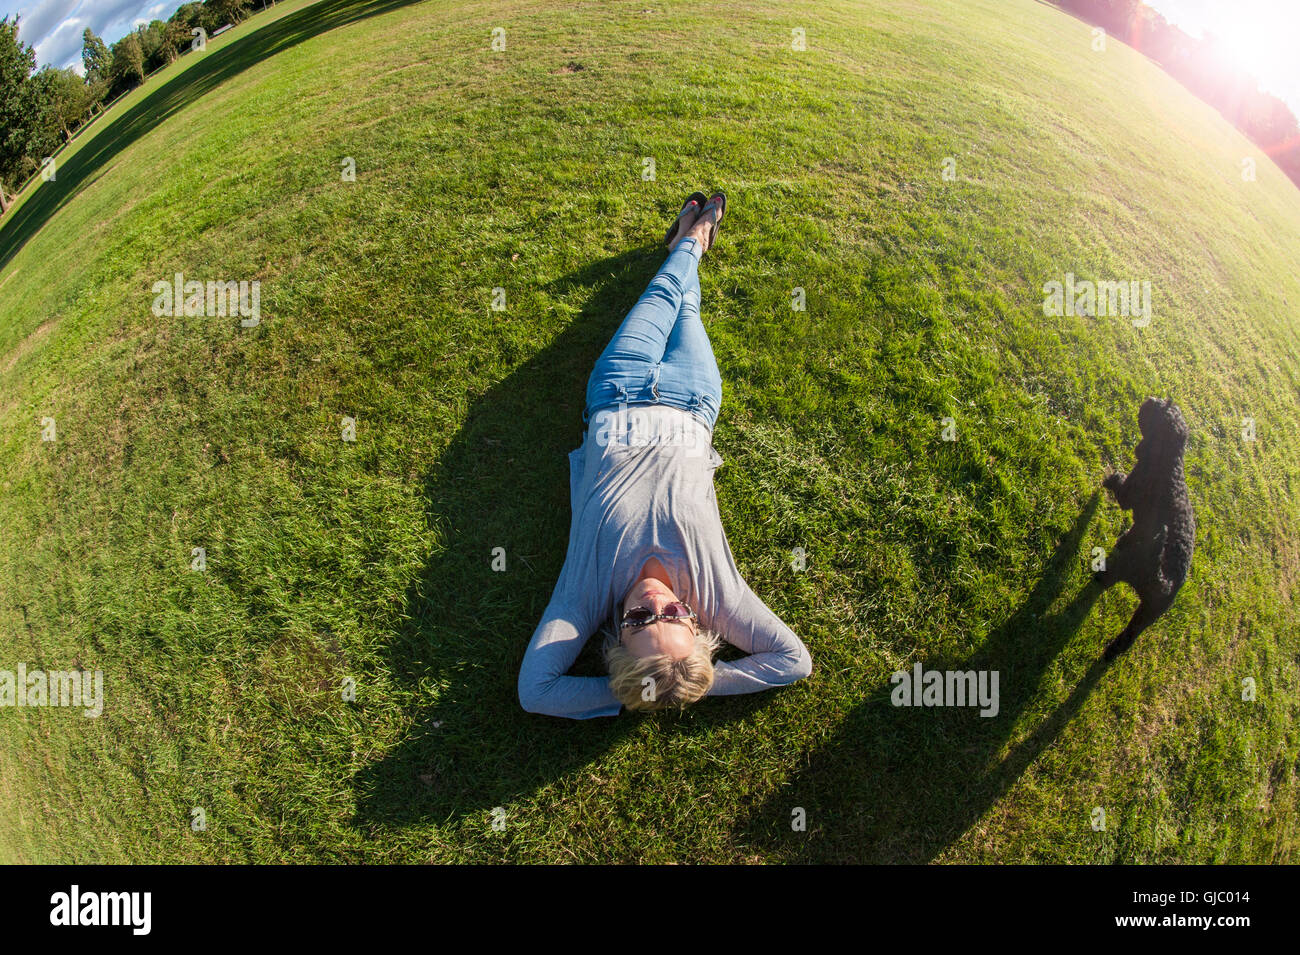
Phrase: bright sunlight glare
[{"left": 1149, "top": 0, "right": 1300, "bottom": 111}]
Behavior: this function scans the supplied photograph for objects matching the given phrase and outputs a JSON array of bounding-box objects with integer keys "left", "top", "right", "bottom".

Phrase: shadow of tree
[
  {"left": 350, "top": 245, "right": 693, "bottom": 830},
  {"left": 733, "top": 490, "right": 1110, "bottom": 862},
  {"left": 0, "top": 0, "right": 424, "bottom": 271}
]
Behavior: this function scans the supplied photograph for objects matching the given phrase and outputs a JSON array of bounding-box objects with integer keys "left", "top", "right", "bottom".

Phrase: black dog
[{"left": 1094, "top": 397, "right": 1195, "bottom": 660}]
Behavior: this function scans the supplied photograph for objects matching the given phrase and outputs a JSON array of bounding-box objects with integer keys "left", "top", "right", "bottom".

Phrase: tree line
[
  {"left": 3, "top": 0, "right": 1298, "bottom": 212},
  {"left": 1, "top": 0, "right": 266, "bottom": 210},
  {"left": 1050, "top": 0, "right": 1300, "bottom": 188}
]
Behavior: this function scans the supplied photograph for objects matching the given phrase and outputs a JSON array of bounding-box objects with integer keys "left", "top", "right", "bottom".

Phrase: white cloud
[
  {"left": 9, "top": 0, "right": 84, "bottom": 46},
  {"left": 31, "top": 14, "right": 84, "bottom": 70}
]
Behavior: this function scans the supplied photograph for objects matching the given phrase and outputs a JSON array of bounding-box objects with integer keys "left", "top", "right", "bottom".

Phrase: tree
[
  {"left": 82, "top": 27, "right": 110, "bottom": 84},
  {"left": 137, "top": 20, "right": 172, "bottom": 74},
  {"left": 164, "top": 4, "right": 207, "bottom": 59},
  {"left": 171, "top": 3, "right": 208, "bottom": 30},
  {"left": 15, "top": 73, "right": 61, "bottom": 182},
  {"left": 162, "top": 17, "right": 191, "bottom": 62},
  {"left": 30, "top": 66, "right": 95, "bottom": 143},
  {"left": 202, "top": 0, "right": 253, "bottom": 33},
  {"left": 107, "top": 31, "right": 145, "bottom": 99},
  {"left": 1, "top": 16, "right": 38, "bottom": 201}
]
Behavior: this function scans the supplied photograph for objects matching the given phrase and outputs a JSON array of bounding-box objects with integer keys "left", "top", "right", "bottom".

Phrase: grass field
[{"left": 1, "top": 0, "right": 1297, "bottom": 864}]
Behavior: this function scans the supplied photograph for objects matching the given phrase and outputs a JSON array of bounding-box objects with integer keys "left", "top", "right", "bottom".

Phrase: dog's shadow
[
  {"left": 732, "top": 491, "right": 1111, "bottom": 863},
  {"left": 350, "top": 245, "right": 685, "bottom": 830}
]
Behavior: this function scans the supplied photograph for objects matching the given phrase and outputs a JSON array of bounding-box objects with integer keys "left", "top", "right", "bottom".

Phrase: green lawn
[{"left": 0, "top": 0, "right": 1297, "bottom": 863}]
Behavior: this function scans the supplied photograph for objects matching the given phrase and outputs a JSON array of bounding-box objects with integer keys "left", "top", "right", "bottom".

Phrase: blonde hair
[{"left": 603, "top": 618, "right": 723, "bottom": 713}]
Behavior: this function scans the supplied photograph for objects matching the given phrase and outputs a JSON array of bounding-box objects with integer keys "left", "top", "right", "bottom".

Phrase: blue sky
[
  {"left": 4, "top": 0, "right": 186, "bottom": 73},
  {"left": 4, "top": 0, "right": 1299, "bottom": 116}
]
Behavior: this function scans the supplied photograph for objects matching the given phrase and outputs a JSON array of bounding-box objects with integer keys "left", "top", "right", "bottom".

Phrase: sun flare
[{"left": 1163, "top": 0, "right": 1300, "bottom": 106}]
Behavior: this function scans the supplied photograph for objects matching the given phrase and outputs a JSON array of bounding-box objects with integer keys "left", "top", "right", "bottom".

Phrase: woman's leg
[
  {"left": 583, "top": 237, "right": 705, "bottom": 427},
  {"left": 651, "top": 238, "right": 723, "bottom": 431}
]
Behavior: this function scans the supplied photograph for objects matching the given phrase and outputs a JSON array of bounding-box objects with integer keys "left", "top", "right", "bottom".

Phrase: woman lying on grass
[{"left": 517, "top": 192, "right": 813, "bottom": 718}]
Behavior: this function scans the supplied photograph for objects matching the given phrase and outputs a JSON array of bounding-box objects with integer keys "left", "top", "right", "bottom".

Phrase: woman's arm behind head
[{"left": 518, "top": 600, "right": 623, "bottom": 719}]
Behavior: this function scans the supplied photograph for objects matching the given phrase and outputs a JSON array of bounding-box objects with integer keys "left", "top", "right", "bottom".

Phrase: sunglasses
[{"left": 619, "top": 601, "right": 697, "bottom": 632}]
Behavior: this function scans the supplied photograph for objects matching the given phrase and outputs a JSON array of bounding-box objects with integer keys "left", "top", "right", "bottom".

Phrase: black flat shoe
[
  {"left": 665, "top": 191, "right": 709, "bottom": 247},
  {"left": 695, "top": 191, "right": 726, "bottom": 253}
]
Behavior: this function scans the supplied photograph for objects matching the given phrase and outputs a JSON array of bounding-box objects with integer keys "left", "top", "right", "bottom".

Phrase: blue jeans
[{"left": 582, "top": 236, "right": 723, "bottom": 433}]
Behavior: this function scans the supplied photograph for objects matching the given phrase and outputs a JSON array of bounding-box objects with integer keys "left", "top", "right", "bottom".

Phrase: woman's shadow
[
  {"left": 733, "top": 490, "right": 1111, "bottom": 862},
  {"left": 351, "top": 245, "right": 1115, "bottom": 847},
  {"left": 351, "top": 245, "right": 673, "bottom": 830}
]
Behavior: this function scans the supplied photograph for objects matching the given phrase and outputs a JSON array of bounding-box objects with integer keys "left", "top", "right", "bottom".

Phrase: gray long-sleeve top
[{"left": 517, "top": 402, "right": 813, "bottom": 718}]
